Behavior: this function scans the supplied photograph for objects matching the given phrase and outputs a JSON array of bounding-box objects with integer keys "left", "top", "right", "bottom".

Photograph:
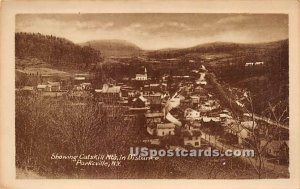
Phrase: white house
[
  {"left": 184, "top": 108, "right": 201, "bottom": 120},
  {"left": 255, "top": 61, "right": 264, "bottom": 65},
  {"left": 157, "top": 123, "right": 176, "bottom": 136},
  {"left": 245, "top": 62, "right": 254, "bottom": 66},
  {"left": 199, "top": 100, "right": 219, "bottom": 112},
  {"left": 94, "top": 84, "right": 122, "bottom": 102},
  {"left": 46, "top": 81, "right": 61, "bottom": 92},
  {"left": 182, "top": 128, "right": 202, "bottom": 147},
  {"left": 37, "top": 84, "right": 47, "bottom": 91},
  {"left": 219, "top": 113, "right": 232, "bottom": 122}
]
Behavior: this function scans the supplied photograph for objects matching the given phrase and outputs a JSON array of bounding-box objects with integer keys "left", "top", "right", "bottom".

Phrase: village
[{"left": 16, "top": 59, "right": 289, "bottom": 168}]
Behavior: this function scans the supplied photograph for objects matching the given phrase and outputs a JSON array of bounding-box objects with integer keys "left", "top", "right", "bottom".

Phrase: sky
[{"left": 16, "top": 13, "right": 288, "bottom": 50}]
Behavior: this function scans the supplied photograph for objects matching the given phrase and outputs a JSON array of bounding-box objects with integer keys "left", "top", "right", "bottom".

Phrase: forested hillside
[
  {"left": 147, "top": 40, "right": 288, "bottom": 60},
  {"left": 79, "top": 39, "right": 143, "bottom": 58},
  {"left": 15, "top": 32, "right": 103, "bottom": 69}
]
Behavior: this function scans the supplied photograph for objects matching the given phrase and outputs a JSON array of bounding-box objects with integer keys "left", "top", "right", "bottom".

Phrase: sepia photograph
[
  {"left": 1, "top": 1, "right": 300, "bottom": 189},
  {"left": 14, "top": 13, "right": 289, "bottom": 179}
]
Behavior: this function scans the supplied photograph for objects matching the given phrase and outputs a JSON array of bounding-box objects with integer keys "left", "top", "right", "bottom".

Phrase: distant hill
[
  {"left": 15, "top": 32, "right": 102, "bottom": 69},
  {"left": 79, "top": 39, "right": 143, "bottom": 58},
  {"left": 147, "top": 40, "right": 289, "bottom": 60}
]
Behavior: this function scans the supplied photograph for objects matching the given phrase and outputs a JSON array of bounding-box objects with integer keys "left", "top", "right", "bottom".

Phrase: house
[
  {"left": 94, "top": 84, "right": 121, "bottom": 103},
  {"left": 121, "top": 86, "right": 138, "bottom": 97},
  {"left": 142, "top": 139, "right": 160, "bottom": 145},
  {"left": 184, "top": 108, "right": 201, "bottom": 121},
  {"left": 224, "top": 123, "right": 250, "bottom": 145},
  {"left": 21, "top": 86, "right": 34, "bottom": 91},
  {"left": 147, "top": 124, "right": 157, "bottom": 136},
  {"left": 145, "top": 112, "right": 167, "bottom": 136},
  {"left": 255, "top": 61, "right": 264, "bottom": 66},
  {"left": 202, "top": 116, "right": 222, "bottom": 133},
  {"left": 149, "top": 83, "right": 160, "bottom": 91},
  {"left": 199, "top": 100, "right": 219, "bottom": 112},
  {"left": 40, "top": 74, "right": 58, "bottom": 83},
  {"left": 46, "top": 81, "right": 61, "bottom": 92},
  {"left": 190, "top": 95, "right": 200, "bottom": 104},
  {"left": 180, "top": 99, "right": 192, "bottom": 107},
  {"left": 80, "top": 83, "right": 92, "bottom": 90},
  {"left": 260, "top": 140, "right": 289, "bottom": 164},
  {"left": 245, "top": 62, "right": 254, "bottom": 67},
  {"left": 219, "top": 113, "right": 232, "bottom": 123},
  {"left": 145, "top": 112, "right": 164, "bottom": 125},
  {"left": 181, "top": 128, "right": 202, "bottom": 147},
  {"left": 74, "top": 75, "right": 85, "bottom": 81},
  {"left": 37, "top": 84, "right": 47, "bottom": 91},
  {"left": 74, "top": 74, "right": 88, "bottom": 84},
  {"left": 132, "top": 95, "right": 149, "bottom": 108},
  {"left": 143, "top": 94, "right": 162, "bottom": 106},
  {"left": 20, "top": 86, "right": 34, "bottom": 95},
  {"left": 202, "top": 117, "right": 217, "bottom": 124},
  {"left": 157, "top": 122, "right": 176, "bottom": 136}
]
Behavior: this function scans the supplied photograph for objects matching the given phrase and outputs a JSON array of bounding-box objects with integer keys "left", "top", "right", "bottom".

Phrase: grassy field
[{"left": 16, "top": 67, "right": 69, "bottom": 76}]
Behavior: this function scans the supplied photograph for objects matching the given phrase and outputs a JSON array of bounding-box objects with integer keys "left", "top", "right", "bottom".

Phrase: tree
[
  {"left": 234, "top": 91, "right": 289, "bottom": 178},
  {"left": 16, "top": 95, "right": 137, "bottom": 177}
]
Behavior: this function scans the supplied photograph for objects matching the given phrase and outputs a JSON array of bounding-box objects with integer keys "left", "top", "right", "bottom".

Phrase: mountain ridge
[{"left": 79, "top": 39, "right": 143, "bottom": 58}]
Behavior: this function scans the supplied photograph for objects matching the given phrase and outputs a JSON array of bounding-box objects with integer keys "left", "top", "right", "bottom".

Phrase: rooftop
[
  {"left": 182, "top": 129, "right": 201, "bottom": 137},
  {"left": 157, "top": 123, "right": 176, "bottom": 129},
  {"left": 102, "top": 84, "right": 121, "bottom": 93},
  {"left": 145, "top": 112, "right": 164, "bottom": 118}
]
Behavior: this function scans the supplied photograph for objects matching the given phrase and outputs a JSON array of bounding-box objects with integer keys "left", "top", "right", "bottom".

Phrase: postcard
[{"left": 1, "top": 0, "right": 300, "bottom": 189}]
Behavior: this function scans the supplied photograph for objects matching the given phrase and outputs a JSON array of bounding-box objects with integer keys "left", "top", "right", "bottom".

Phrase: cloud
[
  {"left": 215, "top": 15, "right": 251, "bottom": 25},
  {"left": 16, "top": 14, "right": 288, "bottom": 50},
  {"left": 76, "top": 21, "right": 115, "bottom": 30}
]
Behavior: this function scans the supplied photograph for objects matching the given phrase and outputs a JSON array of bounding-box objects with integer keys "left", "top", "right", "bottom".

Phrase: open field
[{"left": 16, "top": 67, "right": 69, "bottom": 76}]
